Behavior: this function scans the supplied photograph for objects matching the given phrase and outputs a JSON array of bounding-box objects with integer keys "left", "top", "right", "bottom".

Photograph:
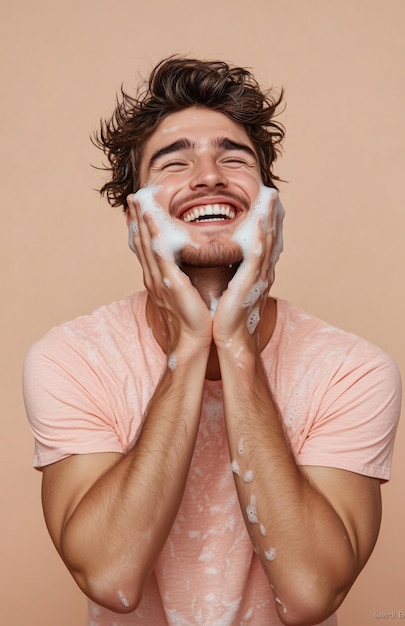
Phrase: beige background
[{"left": 1, "top": 1, "right": 404, "bottom": 624}]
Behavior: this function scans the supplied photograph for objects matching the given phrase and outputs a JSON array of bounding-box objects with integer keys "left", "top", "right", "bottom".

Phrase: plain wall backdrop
[{"left": 1, "top": 1, "right": 404, "bottom": 624}]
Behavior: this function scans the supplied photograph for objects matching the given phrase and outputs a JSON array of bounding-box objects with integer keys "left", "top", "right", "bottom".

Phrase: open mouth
[{"left": 181, "top": 204, "right": 237, "bottom": 224}]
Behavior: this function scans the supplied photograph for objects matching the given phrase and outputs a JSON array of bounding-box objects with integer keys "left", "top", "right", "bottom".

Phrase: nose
[{"left": 190, "top": 153, "right": 228, "bottom": 189}]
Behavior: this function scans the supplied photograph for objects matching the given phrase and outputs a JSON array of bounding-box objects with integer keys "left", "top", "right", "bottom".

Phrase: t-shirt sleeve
[
  {"left": 296, "top": 348, "right": 402, "bottom": 481},
  {"left": 23, "top": 329, "right": 127, "bottom": 469}
]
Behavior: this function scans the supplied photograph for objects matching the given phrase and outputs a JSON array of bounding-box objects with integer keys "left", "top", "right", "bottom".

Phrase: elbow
[
  {"left": 60, "top": 534, "right": 146, "bottom": 613},
  {"left": 70, "top": 567, "right": 145, "bottom": 614},
  {"left": 274, "top": 596, "right": 338, "bottom": 626},
  {"left": 271, "top": 571, "right": 350, "bottom": 626},
  {"left": 275, "top": 601, "right": 335, "bottom": 626},
  {"left": 96, "top": 587, "right": 143, "bottom": 615}
]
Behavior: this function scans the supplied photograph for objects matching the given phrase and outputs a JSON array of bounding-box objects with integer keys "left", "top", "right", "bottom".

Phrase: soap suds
[
  {"left": 259, "top": 524, "right": 266, "bottom": 537},
  {"left": 117, "top": 590, "right": 129, "bottom": 608},
  {"left": 241, "top": 279, "right": 269, "bottom": 308},
  {"left": 130, "top": 220, "right": 139, "bottom": 236},
  {"left": 163, "top": 277, "right": 172, "bottom": 289},
  {"left": 246, "top": 495, "right": 258, "bottom": 524},
  {"left": 237, "top": 439, "right": 244, "bottom": 456},
  {"left": 231, "top": 185, "right": 284, "bottom": 283},
  {"left": 167, "top": 353, "right": 177, "bottom": 371},
  {"left": 204, "top": 592, "right": 216, "bottom": 603},
  {"left": 275, "top": 597, "right": 288, "bottom": 614},
  {"left": 225, "top": 185, "right": 285, "bottom": 333},
  {"left": 247, "top": 307, "right": 260, "bottom": 334},
  {"left": 231, "top": 460, "right": 241, "bottom": 476},
  {"left": 265, "top": 547, "right": 276, "bottom": 561},
  {"left": 242, "top": 607, "right": 254, "bottom": 621},
  {"left": 198, "top": 547, "right": 214, "bottom": 563},
  {"left": 129, "top": 186, "right": 198, "bottom": 260},
  {"left": 243, "top": 470, "right": 254, "bottom": 483},
  {"left": 188, "top": 530, "right": 200, "bottom": 539},
  {"left": 209, "top": 296, "right": 220, "bottom": 317},
  {"left": 162, "top": 125, "right": 179, "bottom": 134},
  {"left": 128, "top": 220, "right": 139, "bottom": 253}
]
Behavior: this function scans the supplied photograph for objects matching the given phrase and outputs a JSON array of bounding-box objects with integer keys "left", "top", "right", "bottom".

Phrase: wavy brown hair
[{"left": 94, "top": 56, "right": 285, "bottom": 210}]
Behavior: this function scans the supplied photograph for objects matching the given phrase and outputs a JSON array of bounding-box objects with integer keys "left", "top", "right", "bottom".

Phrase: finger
[
  {"left": 125, "top": 196, "right": 140, "bottom": 256},
  {"left": 239, "top": 216, "right": 267, "bottom": 285},
  {"left": 127, "top": 200, "right": 161, "bottom": 295},
  {"left": 260, "top": 221, "right": 274, "bottom": 283},
  {"left": 259, "top": 195, "right": 276, "bottom": 283},
  {"left": 128, "top": 201, "right": 148, "bottom": 270},
  {"left": 141, "top": 210, "right": 194, "bottom": 293},
  {"left": 134, "top": 206, "right": 167, "bottom": 294}
]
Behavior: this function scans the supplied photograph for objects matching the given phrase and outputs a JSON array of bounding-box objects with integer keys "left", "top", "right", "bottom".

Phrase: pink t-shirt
[{"left": 23, "top": 293, "right": 401, "bottom": 626}]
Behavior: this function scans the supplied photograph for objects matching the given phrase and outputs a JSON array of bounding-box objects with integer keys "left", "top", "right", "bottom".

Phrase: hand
[
  {"left": 212, "top": 194, "right": 276, "bottom": 350},
  {"left": 127, "top": 194, "right": 213, "bottom": 352}
]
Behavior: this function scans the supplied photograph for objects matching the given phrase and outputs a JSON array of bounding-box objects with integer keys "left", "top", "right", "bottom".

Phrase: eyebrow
[
  {"left": 148, "top": 139, "right": 193, "bottom": 168},
  {"left": 148, "top": 136, "right": 257, "bottom": 169},
  {"left": 214, "top": 137, "right": 257, "bottom": 160}
]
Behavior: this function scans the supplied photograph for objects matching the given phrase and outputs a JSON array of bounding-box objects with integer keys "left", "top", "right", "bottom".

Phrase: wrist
[
  {"left": 216, "top": 336, "right": 259, "bottom": 371},
  {"left": 166, "top": 337, "right": 211, "bottom": 369}
]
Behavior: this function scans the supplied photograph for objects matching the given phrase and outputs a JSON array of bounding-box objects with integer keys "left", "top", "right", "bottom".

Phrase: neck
[
  {"left": 146, "top": 264, "right": 276, "bottom": 381},
  {"left": 181, "top": 263, "right": 239, "bottom": 309}
]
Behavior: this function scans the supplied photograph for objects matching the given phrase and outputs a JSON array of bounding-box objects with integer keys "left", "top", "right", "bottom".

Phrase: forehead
[{"left": 142, "top": 106, "right": 255, "bottom": 159}]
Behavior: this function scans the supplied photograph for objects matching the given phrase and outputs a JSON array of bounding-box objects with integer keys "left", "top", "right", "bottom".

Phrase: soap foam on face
[
  {"left": 231, "top": 185, "right": 285, "bottom": 284},
  {"left": 128, "top": 185, "right": 197, "bottom": 260},
  {"left": 127, "top": 185, "right": 284, "bottom": 336},
  {"left": 224, "top": 185, "right": 285, "bottom": 329}
]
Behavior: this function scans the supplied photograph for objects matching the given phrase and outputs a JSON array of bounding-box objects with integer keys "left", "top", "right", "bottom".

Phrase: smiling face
[{"left": 138, "top": 106, "right": 263, "bottom": 267}]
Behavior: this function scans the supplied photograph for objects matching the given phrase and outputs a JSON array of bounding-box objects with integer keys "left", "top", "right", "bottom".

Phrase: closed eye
[
  {"left": 221, "top": 156, "right": 253, "bottom": 167},
  {"left": 160, "top": 160, "right": 189, "bottom": 170}
]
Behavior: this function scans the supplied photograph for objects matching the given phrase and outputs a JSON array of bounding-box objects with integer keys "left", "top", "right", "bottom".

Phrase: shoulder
[
  {"left": 273, "top": 301, "right": 401, "bottom": 479},
  {"left": 22, "top": 292, "right": 153, "bottom": 404},
  {"left": 22, "top": 292, "right": 153, "bottom": 467},
  {"left": 24, "top": 292, "right": 148, "bottom": 367},
  {"left": 274, "top": 298, "right": 399, "bottom": 370},
  {"left": 270, "top": 298, "right": 401, "bottom": 431}
]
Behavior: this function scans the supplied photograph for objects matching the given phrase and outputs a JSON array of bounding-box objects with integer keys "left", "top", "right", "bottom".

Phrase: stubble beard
[{"left": 178, "top": 239, "right": 243, "bottom": 268}]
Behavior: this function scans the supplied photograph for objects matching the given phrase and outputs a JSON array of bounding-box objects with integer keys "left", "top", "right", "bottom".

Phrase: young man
[{"left": 23, "top": 57, "right": 401, "bottom": 626}]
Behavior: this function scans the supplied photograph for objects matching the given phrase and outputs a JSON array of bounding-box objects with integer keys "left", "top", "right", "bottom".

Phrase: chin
[{"left": 179, "top": 241, "right": 243, "bottom": 268}]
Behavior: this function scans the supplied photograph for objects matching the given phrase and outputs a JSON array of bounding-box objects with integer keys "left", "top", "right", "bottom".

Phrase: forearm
[
  {"left": 218, "top": 343, "right": 357, "bottom": 624},
  {"left": 60, "top": 345, "right": 209, "bottom": 612}
]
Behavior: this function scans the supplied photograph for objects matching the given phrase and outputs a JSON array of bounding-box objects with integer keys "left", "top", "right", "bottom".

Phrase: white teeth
[{"left": 183, "top": 204, "right": 236, "bottom": 223}]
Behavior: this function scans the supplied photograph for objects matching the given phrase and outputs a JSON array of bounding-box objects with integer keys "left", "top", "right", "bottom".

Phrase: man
[{"left": 23, "top": 57, "right": 401, "bottom": 626}]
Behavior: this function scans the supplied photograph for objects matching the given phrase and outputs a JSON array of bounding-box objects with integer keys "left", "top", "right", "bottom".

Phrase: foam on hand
[
  {"left": 231, "top": 185, "right": 285, "bottom": 284},
  {"left": 128, "top": 185, "right": 197, "bottom": 260},
  {"left": 224, "top": 186, "right": 285, "bottom": 331}
]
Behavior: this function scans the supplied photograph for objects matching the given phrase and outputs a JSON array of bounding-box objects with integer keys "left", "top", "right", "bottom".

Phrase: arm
[
  {"left": 213, "top": 212, "right": 382, "bottom": 625},
  {"left": 42, "top": 200, "right": 213, "bottom": 614},
  {"left": 43, "top": 345, "right": 208, "bottom": 613},
  {"left": 217, "top": 346, "right": 381, "bottom": 625}
]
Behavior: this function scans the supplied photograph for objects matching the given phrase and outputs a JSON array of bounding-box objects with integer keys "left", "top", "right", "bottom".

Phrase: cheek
[
  {"left": 150, "top": 175, "right": 185, "bottom": 205},
  {"left": 229, "top": 170, "right": 262, "bottom": 199},
  {"left": 148, "top": 184, "right": 174, "bottom": 212}
]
